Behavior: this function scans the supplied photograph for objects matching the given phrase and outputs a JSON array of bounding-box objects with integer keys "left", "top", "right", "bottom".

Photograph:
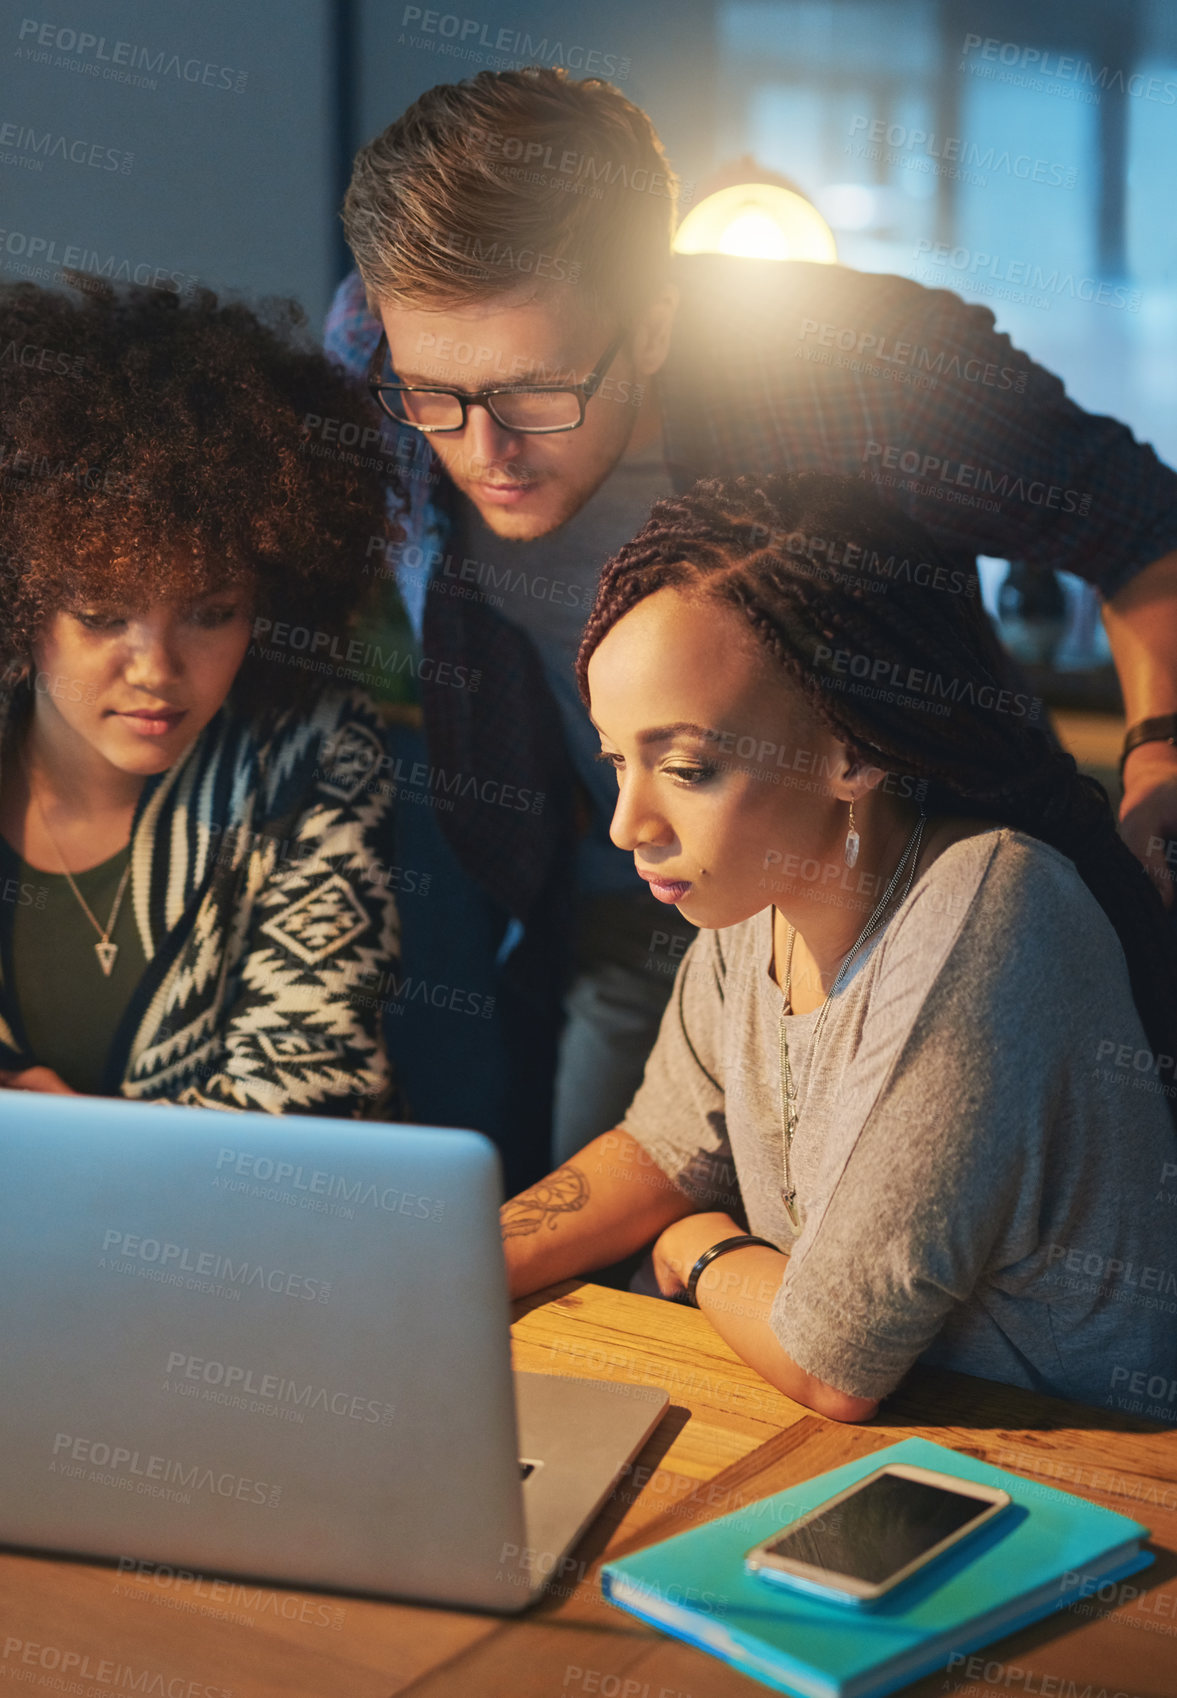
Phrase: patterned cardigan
[{"left": 0, "top": 687, "right": 399, "bottom": 1115}]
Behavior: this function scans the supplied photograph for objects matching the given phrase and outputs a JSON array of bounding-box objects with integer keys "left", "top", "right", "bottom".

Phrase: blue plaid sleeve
[
  {"left": 662, "top": 258, "right": 1177, "bottom": 602},
  {"left": 890, "top": 288, "right": 1177, "bottom": 598}
]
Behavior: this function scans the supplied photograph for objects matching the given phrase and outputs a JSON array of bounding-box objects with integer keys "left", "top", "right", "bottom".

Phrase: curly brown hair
[{"left": 0, "top": 279, "right": 400, "bottom": 719}]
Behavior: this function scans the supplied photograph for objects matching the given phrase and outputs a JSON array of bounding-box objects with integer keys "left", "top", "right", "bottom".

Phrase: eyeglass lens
[{"left": 382, "top": 387, "right": 582, "bottom": 431}]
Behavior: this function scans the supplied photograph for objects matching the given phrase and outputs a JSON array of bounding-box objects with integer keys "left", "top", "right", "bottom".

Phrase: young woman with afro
[{"left": 0, "top": 280, "right": 402, "bottom": 1114}]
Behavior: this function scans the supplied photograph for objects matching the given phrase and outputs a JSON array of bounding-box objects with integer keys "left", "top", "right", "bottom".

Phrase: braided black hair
[{"left": 577, "top": 473, "right": 1177, "bottom": 1114}]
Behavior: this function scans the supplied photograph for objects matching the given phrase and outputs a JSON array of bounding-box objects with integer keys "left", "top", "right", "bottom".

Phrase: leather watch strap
[{"left": 1120, "top": 714, "right": 1177, "bottom": 782}]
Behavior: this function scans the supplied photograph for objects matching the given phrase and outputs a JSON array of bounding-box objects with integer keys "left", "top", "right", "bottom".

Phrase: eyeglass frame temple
[{"left": 365, "top": 326, "right": 629, "bottom": 433}]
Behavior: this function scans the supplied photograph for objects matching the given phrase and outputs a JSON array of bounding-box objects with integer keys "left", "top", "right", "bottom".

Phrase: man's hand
[
  {"left": 651, "top": 1211, "right": 744, "bottom": 1300},
  {"left": 0, "top": 1065, "right": 77, "bottom": 1093},
  {"left": 1119, "top": 743, "right": 1177, "bottom": 910},
  {"left": 1103, "top": 544, "right": 1177, "bottom": 910}
]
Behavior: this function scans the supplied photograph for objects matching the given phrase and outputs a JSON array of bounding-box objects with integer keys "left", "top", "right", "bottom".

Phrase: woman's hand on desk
[
  {"left": 654, "top": 1217, "right": 880, "bottom": 1424},
  {"left": 650, "top": 1212, "right": 745, "bottom": 1299},
  {"left": 0, "top": 1065, "right": 77, "bottom": 1093}
]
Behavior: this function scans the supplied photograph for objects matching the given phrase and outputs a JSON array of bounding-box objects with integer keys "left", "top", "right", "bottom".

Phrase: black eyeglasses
[{"left": 367, "top": 327, "right": 628, "bottom": 434}]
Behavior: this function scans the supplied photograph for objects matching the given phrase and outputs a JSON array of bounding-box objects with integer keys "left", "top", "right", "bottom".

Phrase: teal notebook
[{"left": 600, "top": 1436, "right": 1152, "bottom": 1698}]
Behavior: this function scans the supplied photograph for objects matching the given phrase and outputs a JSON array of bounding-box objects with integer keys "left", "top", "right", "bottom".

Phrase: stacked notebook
[{"left": 601, "top": 1436, "right": 1152, "bottom": 1698}]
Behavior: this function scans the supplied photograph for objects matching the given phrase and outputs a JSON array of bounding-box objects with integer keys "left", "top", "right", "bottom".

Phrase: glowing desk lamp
[{"left": 673, "top": 158, "right": 837, "bottom": 264}]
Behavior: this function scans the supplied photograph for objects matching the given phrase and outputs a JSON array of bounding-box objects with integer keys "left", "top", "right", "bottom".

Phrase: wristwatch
[
  {"left": 685, "top": 1234, "right": 780, "bottom": 1308},
  {"left": 1119, "top": 714, "right": 1177, "bottom": 783}
]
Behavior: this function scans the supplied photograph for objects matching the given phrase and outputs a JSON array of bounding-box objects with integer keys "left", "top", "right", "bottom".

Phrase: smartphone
[{"left": 744, "top": 1464, "right": 1011, "bottom": 1605}]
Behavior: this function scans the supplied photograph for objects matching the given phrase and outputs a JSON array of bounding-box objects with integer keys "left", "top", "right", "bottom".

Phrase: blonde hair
[{"left": 343, "top": 68, "right": 678, "bottom": 323}]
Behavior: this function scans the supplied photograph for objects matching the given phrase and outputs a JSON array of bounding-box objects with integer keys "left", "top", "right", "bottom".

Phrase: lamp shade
[{"left": 673, "top": 182, "right": 837, "bottom": 264}]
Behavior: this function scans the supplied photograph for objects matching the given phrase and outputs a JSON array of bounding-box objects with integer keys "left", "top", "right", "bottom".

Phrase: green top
[{"left": 0, "top": 834, "right": 146, "bottom": 1094}]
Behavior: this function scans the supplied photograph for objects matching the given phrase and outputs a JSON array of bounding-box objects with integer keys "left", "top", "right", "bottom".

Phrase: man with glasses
[
  {"left": 356, "top": 287, "right": 686, "bottom": 1172},
  {"left": 329, "top": 67, "right": 1177, "bottom": 1175}
]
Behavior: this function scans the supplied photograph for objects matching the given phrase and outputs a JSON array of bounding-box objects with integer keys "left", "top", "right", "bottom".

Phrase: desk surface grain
[{"left": 1, "top": 1281, "right": 1174, "bottom": 1698}]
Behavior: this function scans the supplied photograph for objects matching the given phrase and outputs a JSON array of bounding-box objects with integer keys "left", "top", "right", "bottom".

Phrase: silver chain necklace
[
  {"left": 20, "top": 747, "right": 133, "bottom": 977},
  {"left": 777, "top": 812, "right": 927, "bottom": 1228}
]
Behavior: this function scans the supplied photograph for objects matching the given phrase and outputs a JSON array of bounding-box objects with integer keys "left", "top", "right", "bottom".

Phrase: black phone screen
[{"left": 762, "top": 1473, "right": 993, "bottom": 1585}]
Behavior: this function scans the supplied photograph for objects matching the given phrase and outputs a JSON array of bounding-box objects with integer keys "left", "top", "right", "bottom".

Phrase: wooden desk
[{"left": 1, "top": 1282, "right": 1174, "bottom": 1698}]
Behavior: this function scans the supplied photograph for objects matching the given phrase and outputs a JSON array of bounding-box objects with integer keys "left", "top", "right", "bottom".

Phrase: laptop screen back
[{"left": 0, "top": 1094, "right": 530, "bottom": 1608}]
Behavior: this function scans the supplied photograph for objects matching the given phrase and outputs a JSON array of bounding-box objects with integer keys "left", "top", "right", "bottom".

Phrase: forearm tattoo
[{"left": 501, "top": 1164, "right": 590, "bottom": 1238}]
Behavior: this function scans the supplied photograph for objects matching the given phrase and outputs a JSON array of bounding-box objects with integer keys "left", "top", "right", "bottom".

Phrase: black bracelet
[
  {"left": 1120, "top": 714, "right": 1177, "bottom": 783},
  {"left": 685, "top": 1234, "right": 780, "bottom": 1308}
]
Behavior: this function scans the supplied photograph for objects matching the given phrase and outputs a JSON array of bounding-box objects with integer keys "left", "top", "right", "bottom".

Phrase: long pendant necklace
[
  {"left": 777, "top": 813, "right": 927, "bottom": 1228},
  {"left": 20, "top": 750, "right": 133, "bottom": 977}
]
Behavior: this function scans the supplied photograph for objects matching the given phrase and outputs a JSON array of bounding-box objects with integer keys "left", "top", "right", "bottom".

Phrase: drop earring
[{"left": 844, "top": 800, "right": 860, "bottom": 868}]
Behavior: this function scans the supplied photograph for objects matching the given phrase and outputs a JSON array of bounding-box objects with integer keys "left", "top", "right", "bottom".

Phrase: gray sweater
[{"left": 623, "top": 829, "right": 1177, "bottom": 1413}]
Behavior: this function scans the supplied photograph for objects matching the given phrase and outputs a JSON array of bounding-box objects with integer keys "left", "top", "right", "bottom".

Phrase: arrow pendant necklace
[{"left": 20, "top": 747, "right": 133, "bottom": 976}]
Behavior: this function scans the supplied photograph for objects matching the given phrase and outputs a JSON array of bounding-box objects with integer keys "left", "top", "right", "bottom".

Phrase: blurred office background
[
  {"left": 3, "top": 0, "right": 1171, "bottom": 444},
  {"left": 3, "top": 0, "right": 1173, "bottom": 677}
]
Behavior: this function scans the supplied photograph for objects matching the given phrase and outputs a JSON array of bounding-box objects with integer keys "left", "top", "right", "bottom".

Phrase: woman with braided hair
[{"left": 500, "top": 472, "right": 1177, "bottom": 1422}]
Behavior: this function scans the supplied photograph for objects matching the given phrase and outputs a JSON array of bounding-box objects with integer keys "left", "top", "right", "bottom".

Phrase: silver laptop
[{"left": 0, "top": 1094, "right": 667, "bottom": 1612}]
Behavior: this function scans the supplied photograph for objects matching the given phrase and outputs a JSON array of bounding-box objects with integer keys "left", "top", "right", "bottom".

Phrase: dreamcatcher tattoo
[{"left": 501, "top": 1164, "right": 590, "bottom": 1238}]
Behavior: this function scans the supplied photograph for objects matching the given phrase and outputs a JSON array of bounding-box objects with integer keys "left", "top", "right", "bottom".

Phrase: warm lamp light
[{"left": 673, "top": 182, "right": 838, "bottom": 264}]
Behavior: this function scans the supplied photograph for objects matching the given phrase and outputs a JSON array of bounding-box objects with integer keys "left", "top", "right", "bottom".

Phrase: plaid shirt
[{"left": 326, "top": 257, "right": 1177, "bottom": 921}]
